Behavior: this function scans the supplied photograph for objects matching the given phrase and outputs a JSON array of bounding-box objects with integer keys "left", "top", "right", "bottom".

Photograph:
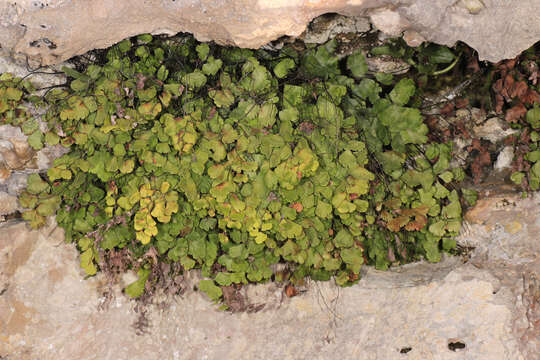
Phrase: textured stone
[
  {"left": 0, "top": 0, "right": 539, "bottom": 66},
  {"left": 0, "top": 122, "right": 69, "bottom": 191},
  {"left": 0, "top": 54, "right": 66, "bottom": 88},
  {"left": 473, "top": 117, "right": 519, "bottom": 144},
  {"left": 0, "top": 212, "right": 535, "bottom": 359},
  {"left": 0, "top": 191, "right": 19, "bottom": 215},
  {"left": 302, "top": 13, "right": 371, "bottom": 44},
  {"left": 494, "top": 146, "right": 514, "bottom": 172},
  {"left": 462, "top": 193, "right": 540, "bottom": 265}
]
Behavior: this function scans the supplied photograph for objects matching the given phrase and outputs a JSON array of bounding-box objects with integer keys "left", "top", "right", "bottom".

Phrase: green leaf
[
  {"left": 117, "top": 39, "right": 132, "bottom": 53},
  {"left": 62, "top": 66, "right": 86, "bottom": 79},
  {"left": 346, "top": 51, "right": 368, "bottom": 78},
  {"left": 196, "top": 43, "right": 210, "bottom": 61},
  {"left": 428, "top": 220, "right": 446, "bottom": 237},
  {"left": 125, "top": 268, "right": 150, "bottom": 298},
  {"left": 18, "top": 191, "right": 37, "bottom": 209},
  {"left": 375, "top": 72, "right": 394, "bottom": 85},
  {"left": 526, "top": 106, "right": 540, "bottom": 129},
  {"left": 315, "top": 200, "right": 333, "bottom": 219},
  {"left": 26, "top": 173, "right": 50, "bottom": 194},
  {"left": 423, "top": 237, "right": 441, "bottom": 262},
  {"left": 338, "top": 150, "right": 356, "bottom": 169},
  {"left": 525, "top": 150, "right": 540, "bottom": 163},
  {"left": 209, "top": 89, "right": 234, "bottom": 108},
  {"left": 47, "top": 167, "right": 72, "bottom": 181},
  {"left": 442, "top": 238, "right": 456, "bottom": 251},
  {"left": 282, "top": 85, "right": 305, "bottom": 108},
  {"left": 279, "top": 219, "right": 303, "bottom": 239},
  {"left": 157, "top": 65, "right": 169, "bottom": 81},
  {"left": 80, "top": 249, "right": 97, "bottom": 276},
  {"left": 102, "top": 225, "right": 131, "bottom": 250},
  {"left": 352, "top": 79, "right": 381, "bottom": 103},
  {"left": 301, "top": 40, "right": 340, "bottom": 79},
  {"left": 340, "top": 247, "right": 364, "bottom": 273},
  {"left": 442, "top": 200, "right": 461, "bottom": 219},
  {"left": 70, "top": 79, "right": 89, "bottom": 92},
  {"left": 137, "top": 87, "right": 157, "bottom": 102},
  {"left": 389, "top": 78, "right": 415, "bottom": 106},
  {"left": 274, "top": 58, "right": 296, "bottom": 79},
  {"left": 510, "top": 171, "right": 525, "bottom": 185},
  {"left": 423, "top": 44, "right": 456, "bottom": 64},
  {"left": 377, "top": 151, "right": 405, "bottom": 175},
  {"left": 27, "top": 131, "right": 43, "bottom": 150},
  {"left": 199, "top": 279, "right": 222, "bottom": 301},
  {"left": 163, "top": 83, "right": 183, "bottom": 96},
  {"left": 334, "top": 229, "right": 353, "bottom": 248},
  {"left": 45, "top": 131, "right": 60, "bottom": 146},
  {"left": 202, "top": 57, "right": 223, "bottom": 76},
  {"left": 36, "top": 195, "right": 61, "bottom": 216},
  {"left": 21, "top": 118, "right": 39, "bottom": 135},
  {"left": 86, "top": 65, "right": 102, "bottom": 79},
  {"left": 182, "top": 71, "right": 207, "bottom": 89},
  {"left": 5, "top": 87, "right": 22, "bottom": 101},
  {"left": 137, "top": 34, "right": 153, "bottom": 44}
]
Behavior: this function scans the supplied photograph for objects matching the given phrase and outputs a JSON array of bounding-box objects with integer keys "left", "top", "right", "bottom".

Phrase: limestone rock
[
  {"left": 302, "top": 13, "right": 371, "bottom": 44},
  {"left": 0, "top": 0, "right": 539, "bottom": 66},
  {"left": 494, "top": 146, "right": 514, "bottom": 172},
  {"left": 0, "top": 54, "right": 66, "bottom": 88},
  {"left": 0, "top": 191, "right": 19, "bottom": 215},
  {"left": 0, "top": 122, "right": 69, "bottom": 192},
  {"left": 462, "top": 193, "right": 540, "bottom": 264},
  {"left": 473, "top": 117, "right": 519, "bottom": 144},
  {"left": 0, "top": 203, "right": 536, "bottom": 359}
]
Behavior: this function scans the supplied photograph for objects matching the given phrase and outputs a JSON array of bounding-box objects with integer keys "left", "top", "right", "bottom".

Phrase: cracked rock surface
[
  {"left": 0, "top": 0, "right": 539, "bottom": 65},
  {"left": 0, "top": 190, "right": 538, "bottom": 359}
]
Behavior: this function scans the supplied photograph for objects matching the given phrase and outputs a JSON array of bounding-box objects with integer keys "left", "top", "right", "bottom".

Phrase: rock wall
[
  {"left": 1, "top": 193, "right": 538, "bottom": 359},
  {"left": 0, "top": 61, "right": 537, "bottom": 360},
  {"left": 0, "top": 0, "right": 539, "bottom": 65}
]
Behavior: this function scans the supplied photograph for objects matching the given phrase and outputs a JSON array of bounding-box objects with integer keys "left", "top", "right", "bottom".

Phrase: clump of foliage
[
  {"left": 488, "top": 45, "right": 540, "bottom": 190},
  {"left": 1, "top": 34, "right": 476, "bottom": 302}
]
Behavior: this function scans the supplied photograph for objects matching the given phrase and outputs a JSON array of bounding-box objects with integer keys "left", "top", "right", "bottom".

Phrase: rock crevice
[{"left": 0, "top": 0, "right": 539, "bottom": 65}]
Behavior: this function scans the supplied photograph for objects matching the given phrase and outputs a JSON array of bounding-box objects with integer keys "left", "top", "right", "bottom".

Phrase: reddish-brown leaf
[
  {"left": 222, "top": 285, "right": 246, "bottom": 312},
  {"left": 440, "top": 102, "right": 455, "bottom": 116},
  {"left": 285, "top": 284, "right": 298, "bottom": 298},
  {"left": 455, "top": 97, "right": 469, "bottom": 109},
  {"left": 504, "top": 135, "right": 517, "bottom": 146},
  {"left": 298, "top": 122, "right": 315, "bottom": 135},
  {"left": 509, "top": 80, "right": 529, "bottom": 100},
  {"left": 404, "top": 215, "right": 428, "bottom": 231},
  {"left": 290, "top": 202, "right": 303, "bottom": 212},
  {"left": 387, "top": 246, "right": 396, "bottom": 262},
  {"left": 383, "top": 198, "right": 401, "bottom": 210},
  {"left": 387, "top": 215, "right": 410, "bottom": 232},
  {"left": 494, "top": 93, "right": 504, "bottom": 113},
  {"left": 522, "top": 88, "right": 540, "bottom": 106},
  {"left": 501, "top": 74, "right": 515, "bottom": 100},
  {"left": 505, "top": 103, "right": 527, "bottom": 123}
]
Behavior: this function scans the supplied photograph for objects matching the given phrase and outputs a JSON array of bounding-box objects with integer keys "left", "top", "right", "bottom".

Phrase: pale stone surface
[
  {"left": 0, "top": 0, "right": 539, "bottom": 66},
  {"left": 473, "top": 117, "right": 519, "bottom": 144},
  {"left": 0, "top": 124, "right": 67, "bottom": 210},
  {"left": 0, "top": 191, "right": 19, "bottom": 215},
  {"left": 0, "top": 56, "right": 66, "bottom": 88},
  {"left": 0, "top": 204, "right": 537, "bottom": 359},
  {"left": 460, "top": 192, "right": 540, "bottom": 358},
  {"left": 494, "top": 146, "right": 514, "bottom": 172},
  {"left": 0, "top": 56, "right": 70, "bottom": 202},
  {"left": 302, "top": 13, "right": 371, "bottom": 44},
  {"left": 462, "top": 193, "right": 540, "bottom": 265}
]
